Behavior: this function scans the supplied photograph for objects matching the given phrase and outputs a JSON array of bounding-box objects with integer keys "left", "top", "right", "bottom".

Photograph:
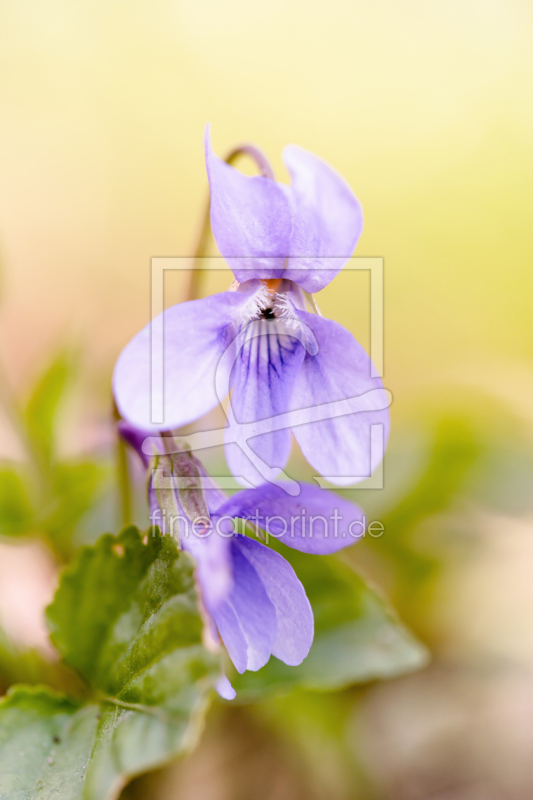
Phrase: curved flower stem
[
  {"left": 185, "top": 144, "right": 275, "bottom": 302},
  {"left": 225, "top": 144, "right": 275, "bottom": 180}
]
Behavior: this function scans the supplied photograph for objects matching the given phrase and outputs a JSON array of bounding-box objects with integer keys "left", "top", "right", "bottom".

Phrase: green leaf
[
  {"left": 0, "top": 625, "right": 78, "bottom": 694},
  {"left": 0, "top": 527, "right": 221, "bottom": 799},
  {"left": 231, "top": 546, "right": 429, "bottom": 700},
  {"left": 0, "top": 464, "right": 34, "bottom": 538},
  {"left": 0, "top": 686, "right": 92, "bottom": 799},
  {"left": 23, "top": 349, "right": 75, "bottom": 467},
  {"left": 0, "top": 684, "right": 213, "bottom": 800}
]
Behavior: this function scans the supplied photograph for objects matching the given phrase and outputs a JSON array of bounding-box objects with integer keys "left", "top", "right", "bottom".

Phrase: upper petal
[
  {"left": 234, "top": 535, "right": 313, "bottom": 666},
  {"left": 288, "top": 311, "right": 390, "bottom": 485},
  {"left": 282, "top": 145, "right": 363, "bottom": 293},
  {"left": 205, "top": 126, "right": 292, "bottom": 282},
  {"left": 225, "top": 318, "right": 305, "bottom": 487},
  {"left": 113, "top": 291, "right": 250, "bottom": 430},
  {"left": 216, "top": 482, "right": 367, "bottom": 554}
]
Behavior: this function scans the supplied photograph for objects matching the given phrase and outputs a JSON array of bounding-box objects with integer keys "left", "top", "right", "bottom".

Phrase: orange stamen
[{"left": 263, "top": 278, "right": 282, "bottom": 294}]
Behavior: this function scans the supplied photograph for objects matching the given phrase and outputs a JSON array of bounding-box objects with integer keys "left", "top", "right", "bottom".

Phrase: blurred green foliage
[
  {"left": 0, "top": 465, "right": 33, "bottom": 537},
  {"left": 348, "top": 393, "right": 533, "bottom": 636},
  {"left": 23, "top": 350, "right": 75, "bottom": 471},
  {"left": 0, "top": 626, "right": 77, "bottom": 696},
  {"left": 0, "top": 349, "right": 109, "bottom": 561}
]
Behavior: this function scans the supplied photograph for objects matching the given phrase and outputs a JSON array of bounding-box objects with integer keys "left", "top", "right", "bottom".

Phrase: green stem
[
  {"left": 113, "top": 401, "right": 133, "bottom": 527},
  {"left": 185, "top": 144, "right": 275, "bottom": 302}
]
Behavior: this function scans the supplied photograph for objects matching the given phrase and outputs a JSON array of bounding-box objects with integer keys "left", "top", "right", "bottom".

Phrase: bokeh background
[{"left": 0, "top": 1, "right": 533, "bottom": 798}]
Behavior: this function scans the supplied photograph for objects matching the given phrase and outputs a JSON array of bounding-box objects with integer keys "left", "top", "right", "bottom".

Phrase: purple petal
[
  {"left": 119, "top": 423, "right": 229, "bottom": 517},
  {"left": 211, "top": 538, "right": 277, "bottom": 672},
  {"left": 205, "top": 126, "right": 292, "bottom": 282},
  {"left": 144, "top": 444, "right": 234, "bottom": 608},
  {"left": 289, "top": 311, "right": 389, "bottom": 485},
  {"left": 282, "top": 145, "right": 363, "bottom": 293},
  {"left": 148, "top": 481, "right": 161, "bottom": 526},
  {"left": 216, "top": 672, "right": 236, "bottom": 701},
  {"left": 216, "top": 482, "right": 367, "bottom": 554},
  {"left": 145, "top": 446, "right": 229, "bottom": 536},
  {"left": 211, "top": 601, "right": 248, "bottom": 673},
  {"left": 113, "top": 291, "right": 250, "bottom": 431},
  {"left": 235, "top": 536, "right": 313, "bottom": 666},
  {"left": 117, "top": 421, "right": 153, "bottom": 466},
  {"left": 151, "top": 455, "right": 233, "bottom": 609},
  {"left": 182, "top": 529, "right": 233, "bottom": 612},
  {"left": 225, "top": 319, "right": 305, "bottom": 487}
]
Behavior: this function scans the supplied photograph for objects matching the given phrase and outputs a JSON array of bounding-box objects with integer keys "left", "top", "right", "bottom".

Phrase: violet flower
[
  {"left": 119, "top": 422, "right": 368, "bottom": 699},
  {"left": 113, "top": 127, "right": 389, "bottom": 487}
]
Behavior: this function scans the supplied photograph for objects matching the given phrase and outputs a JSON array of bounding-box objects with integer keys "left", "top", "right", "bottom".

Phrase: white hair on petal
[
  {"left": 239, "top": 283, "right": 271, "bottom": 324},
  {"left": 272, "top": 292, "right": 300, "bottom": 330},
  {"left": 236, "top": 281, "right": 301, "bottom": 332},
  {"left": 231, "top": 281, "right": 318, "bottom": 357}
]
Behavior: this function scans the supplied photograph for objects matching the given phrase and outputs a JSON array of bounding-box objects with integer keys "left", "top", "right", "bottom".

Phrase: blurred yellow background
[
  {"left": 1, "top": 2, "right": 533, "bottom": 798},
  {"left": 0, "top": 0, "right": 532, "bottom": 406}
]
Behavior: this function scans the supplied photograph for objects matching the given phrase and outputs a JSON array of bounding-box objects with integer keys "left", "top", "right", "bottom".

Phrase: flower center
[
  {"left": 257, "top": 279, "right": 286, "bottom": 320},
  {"left": 263, "top": 278, "right": 282, "bottom": 294},
  {"left": 239, "top": 279, "right": 298, "bottom": 327},
  {"left": 238, "top": 279, "right": 319, "bottom": 355}
]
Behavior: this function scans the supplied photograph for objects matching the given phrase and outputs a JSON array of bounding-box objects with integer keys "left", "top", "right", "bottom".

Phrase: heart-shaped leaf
[{"left": 0, "top": 526, "right": 221, "bottom": 799}]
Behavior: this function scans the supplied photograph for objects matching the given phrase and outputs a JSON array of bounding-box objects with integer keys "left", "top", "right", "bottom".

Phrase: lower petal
[
  {"left": 211, "top": 601, "right": 248, "bottom": 674},
  {"left": 289, "top": 311, "right": 390, "bottom": 485},
  {"left": 211, "top": 538, "right": 277, "bottom": 672},
  {"left": 235, "top": 536, "right": 313, "bottom": 666},
  {"left": 216, "top": 672, "right": 236, "bottom": 701},
  {"left": 225, "top": 319, "right": 305, "bottom": 486},
  {"left": 182, "top": 529, "right": 233, "bottom": 611}
]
